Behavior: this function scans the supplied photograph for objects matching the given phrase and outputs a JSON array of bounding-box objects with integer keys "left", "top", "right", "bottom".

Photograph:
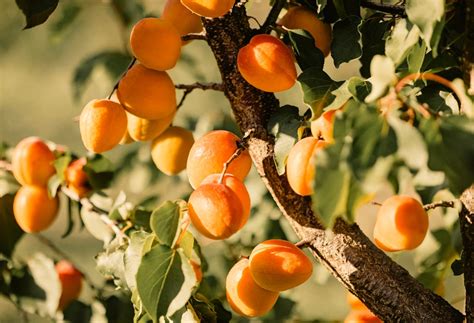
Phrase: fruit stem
[
  {"left": 181, "top": 32, "right": 207, "bottom": 42},
  {"left": 218, "top": 146, "right": 244, "bottom": 184},
  {"left": 107, "top": 57, "right": 136, "bottom": 100}
]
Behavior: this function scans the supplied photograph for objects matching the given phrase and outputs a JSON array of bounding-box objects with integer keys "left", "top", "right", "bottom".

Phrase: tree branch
[
  {"left": 175, "top": 82, "right": 224, "bottom": 109},
  {"left": 181, "top": 32, "right": 207, "bottom": 42},
  {"left": 424, "top": 200, "right": 457, "bottom": 211},
  {"left": 202, "top": 3, "right": 463, "bottom": 321},
  {"left": 260, "top": 0, "right": 286, "bottom": 33},
  {"left": 360, "top": 0, "right": 406, "bottom": 16}
]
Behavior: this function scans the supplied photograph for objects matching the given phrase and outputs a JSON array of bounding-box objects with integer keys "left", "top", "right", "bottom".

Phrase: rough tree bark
[{"left": 202, "top": 3, "right": 464, "bottom": 322}]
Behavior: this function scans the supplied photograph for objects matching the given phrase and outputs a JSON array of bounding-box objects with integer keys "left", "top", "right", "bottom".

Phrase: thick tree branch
[
  {"left": 360, "top": 0, "right": 406, "bottom": 16},
  {"left": 202, "top": 3, "right": 463, "bottom": 321}
]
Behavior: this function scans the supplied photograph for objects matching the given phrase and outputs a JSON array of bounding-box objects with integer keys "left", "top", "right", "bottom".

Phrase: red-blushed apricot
[
  {"left": 191, "top": 260, "right": 203, "bottom": 283},
  {"left": 65, "top": 158, "right": 90, "bottom": 198},
  {"left": 311, "top": 109, "right": 337, "bottom": 142},
  {"left": 201, "top": 174, "right": 250, "bottom": 229},
  {"left": 13, "top": 186, "right": 59, "bottom": 233},
  {"left": 186, "top": 130, "right": 252, "bottom": 189},
  {"left": 127, "top": 111, "right": 175, "bottom": 142},
  {"left": 188, "top": 182, "right": 244, "bottom": 240},
  {"left": 344, "top": 310, "right": 382, "bottom": 323},
  {"left": 237, "top": 34, "right": 297, "bottom": 93},
  {"left": 151, "top": 126, "right": 194, "bottom": 175},
  {"left": 286, "top": 137, "right": 328, "bottom": 196},
  {"left": 12, "top": 137, "right": 56, "bottom": 187},
  {"left": 79, "top": 99, "right": 127, "bottom": 153},
  {"left": 373, "top": 195, "right": 428, "bottom": 252},
  {"left": 55, "top": 260, "right": 82, "bottom": 311},
  {"left": 130, "top": 18, "right": 181, "bottom": 71},
  {"left": 117, "top": 64, "right": 177, "bottom": 120},
  {"left": 226, "top": 258, "right": 279, "bottom": 318},
  {"left": 181, "top": 0, "right": 234, "bottom": 18},
  {"left": 249, "top": 239, "right": 313, "bottom": 292},
  {"left": 162, "top": 0, "right": 203, "bottom": 43},
  {"left": 279, "top": 6, "right": 332, "bottom": 57}
]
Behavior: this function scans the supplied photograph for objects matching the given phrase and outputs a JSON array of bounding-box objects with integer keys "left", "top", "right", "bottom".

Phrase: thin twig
[
  {"left": 107, "top": 57, "right": 136, "bottom": 99},
  {"left": 424, "top": 200, "right": 457, "bottom": 211},
  {"left": 181, "top": 32, "right": 207, "bottom": 42},
  {"left": 360, "top": 0, "right": 406, "bottom": 16},
  {"left": 260, "top": 0, "right": 286, "bottom": 33},
  {"left": 175, "top": 82, "right": 224, "bottom": 109}
]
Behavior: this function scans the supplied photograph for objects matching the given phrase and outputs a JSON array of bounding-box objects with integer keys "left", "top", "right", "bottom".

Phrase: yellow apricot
[
  {"left": 79, "top": 99, "right": 127, "bottom": 153},
  {"left": 55, "top": 260, "right": 82, "bottom": 311},
  {"left": 226, "top": 258, "right": 279, "bottom": 318},
  {"left": 12, "top": 137, "right": 56, "bottom": 187},
  {"left": 279, "top": 6, "right": 332, "bottom": 57},
  {"left": 180, "top": 0, "right": 234, "bottom": 18},
  {"left": 373, "top": 195, "right": 428, "bottom": 251},
  {"left": 311, "top": 109, "right": 337, "bottom": 142},
  {"left": 130, "top": 18, "right": 181, "bottom": 71},
  {"left": 186, "top": 130, "right": 252, "bottom": 189},
  {"left": 117, "top": 64, "right": 177, "bottom": 120},
  {"left": 249, "top": 239, "right": 313, "bottom": 292},
  {"left": 237, "top": 34, "right": 297, "bottom": 93},
  {"left": 13, "top": 186, "right": 59, "bottom": 233},
  {"left": 151, "top": 126, "right": 194, "bottom": 175},
  {"left": 127, "top": 111, "right": 175, "bottom": 142},
  {"left": 162, "top": 0, "right": 203, "bottom": 43},
  {"left": 286, "top": 137, "right": 328, "bottom": 196}
]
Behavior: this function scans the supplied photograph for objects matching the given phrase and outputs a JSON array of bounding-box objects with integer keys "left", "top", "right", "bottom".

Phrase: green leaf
[
  {"left": 189, "top": 295, "right": 232, "bottom": 323},
  {"left": 150, "top": 201, "right": 185, "bottom": 247},
  {"left": 298, "top": 67, "right": 340, "bottom": 116},
  {"left": 15, "top": 0, "right": 59, "bottom": 29},
  {"left": 325, "top": 77, "right": 369, "bottom": 111},
  {"left": 365, "top": 55, "right": 396, "bottom": 102},
  {"left": 80, "top": 207, "right": 114, "bottom": 244},
  {"left": 96, "top": 237, "right": 128, "bottom": 289},
  {"left": 54, "top": 154, "right": 72, "bottom": 182},
  {"left": 406, "top": 0, "right": 444, "bottom": 54},
  {"left": 331, "top": 16, "right": 362, "bottom": 68},
  {"left": 385, "top": 19, "right": 420, "bottom": 66},
  {"left": 407, "top": 41, "right": 427, "bottom": 73},
  {"left": 268, "top": 106, "right": 303, "bottom": 175},
  {"left": 84, "top": 154, "right": 115, "bottom": 191},
  {"left": 0, "top": 194, "right": 24, "bottom": 257},
  {"left": 124, "top": 231, "right": 152, "bottom": 291},
  {"left": 287, "top": 30, "right": 324, "bottom": 70},
  {"left": 359, "top": 16, "right": 392, "bottom": 77},
  {"left": 110, "top": 0, "right": 145, "bottom": 26},
  {"left": 136, "top": 245, "right": 196, "bottom": 320}
]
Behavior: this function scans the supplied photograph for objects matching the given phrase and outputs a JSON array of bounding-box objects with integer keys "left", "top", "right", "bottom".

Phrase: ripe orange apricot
[
  {"left": 162, "top": 0, "right": 203, "bottom": 42},
  {"left": 13, "top": 186, "right": 59, "bottom": 233},
  {"left": 347, "top": 293, "right": 368, "bottom": 311},
  {"left": 65, "top": 158, "right": 90, "bottom": 198},
  {"left": 344, "top": 310, "right": 381, "bottom": 323},
  {"left": 130, "top": 18, "right": 181, "bottom": 71},
  {"left": 55, "top": 260, "right": 82, "bottom": 311},
  {"left": 186, "top": 130, "right": 252, "bottom": 189},
  {"left": 188, "top": 181, "right": 244, "bottom": 240},
  {"left": 79, "top": 99, "right": 127, "bottom": 153},
  {"left": 201, "top": 174, "right": 250, "bottom": 229},
  {"left": 127, "top": 111, "right": 175, "bottom": 142},
  {"left": 311, "top": 109, "right": 337, "bottom": 142},
  {"left": 181, "top": 0, "right": 234, "bottom": 18},
  {"left": 373, "top": 195, "right": 428, "bottom": 252},
  {"left": 279, "top": 6, "right": 332, "bottom": 57},
  {"left": 117, "top": 64, "right": 177, "bottom": 120},
  {"left": 249, "top": 239, "right": 313, "bottom": 292},
  {"left": 286, "top": 137, "right": 328, "bottom": 196},
  {"left": 237, "top": 34, "right": 297, "bottom": 93},
  {"left": 12, "top": 137, "right": 56, "bottom": 187},
  {"left": 226, "top": 258, "right": 279, "bottom": 318},
  {"left": 151, "top": 126, "right": 194, "bottom": 175}
]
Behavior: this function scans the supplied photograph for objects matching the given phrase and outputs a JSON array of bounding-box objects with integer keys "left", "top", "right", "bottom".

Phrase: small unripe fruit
[
  {"left": 186, "top": 130, "right": 252, "bottom": 189},
  {"left": 226, "top": 258, "right": 279, "bottom": 318},
  {"left": 237, "top": 34, "right": 297, "bottom": 93},
  {"left": 311, "top": 109, "right": 337, "bottom": 142},
  {"left": 162, "top": 0, "right": 203, "bottom": 43},
  {"left": 65, "top": 158, "right": 90, "bottom": 198},
  {"left": 373, "top": 195, "right": 428, "bottom": 251},
  {"left": 181, "top": 0, "right": 234, "bottom": 18},
  {"left": 127, "top": 112, "right": 175, "bottom": 142},
  {"left": 249, "top": 239, "right": 313, "bottom": 291},
  {"left": 118, "top": 64, "right": 176, "bottom": 120},
  {"left": 55, "top": 260, "right": 82, "bottom": 311},
  {"left": 13, "top": 186, "right": 59, "bottom": 233},
  {"left": 12, "top": 137, "right": 55, "bottom": 187},
  {"left": 79, "top": 99, "right": 127, "bottom": 153},
  {"left": 130, "top": 18, "right": 181, "bottom": 71}
]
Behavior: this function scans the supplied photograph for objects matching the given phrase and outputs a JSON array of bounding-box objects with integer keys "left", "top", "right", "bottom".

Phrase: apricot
[
  {"left": 79, "top": 99, "right": 127, "bottom": 153},
  {"left": 130, "top": 18, "right": 181, "bottom": 71},
  {"left": 286, "top": 137, "right": 328, "bottom": 196},
  {"left": 55, "top": 260, "right": 82, "bottom": 311},
  {"left": 151, "top": 126, "right": 194, "bottom": 175},
  {"left": 127, "top": 111, "right": 175, "bottom": 142},
  {"left": 12, "top": 137, "right": 56, "bottom": 187},
  {"left": 162, "top": 0, "right": 203, "bottom": 42},
  {"left": 188, "top": 181, "right": 244, "bottom": 240},
  {"left": 13, "top": 186, "right": 59, "bottom": 233},
  {"left": 180, "top": 0, "right": 234, "bottom": 18},
  {"left": 226, "top": 258, "right": 279, "bottom": 318},
  {"left": 344, "top": 310, "right": 381, "bottom": 323},
  {"left": 249, "top": 239, "right": 312, "bottom": 292},
  {"left": 373, "top": 195, "right": 428, "bottom": 251},
  {"left": 237, "top": 34, "right": 297, "bottom": 93},
  {"left": 347, "top": 293, "right": 368, "bottom": 311},
  {"left": 201, "top": 174, "right": 250, "bottom": 229},
  {"left": 65, "top": 158, "right": 90, "bottom": 198},
  {"left": 279, "top": 6, "right": 332, "bottom": 57},
  {"left": 117, "top": 64, "right": 177, "bottom": 120},
  {"left": 311, "top": 109, "right": 337, "bottom": 142},
  {"left": 186, "top": 130, "right": 252, "bottom": 189}
]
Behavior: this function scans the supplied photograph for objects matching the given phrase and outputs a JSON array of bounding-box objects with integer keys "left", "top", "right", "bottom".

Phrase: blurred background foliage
[{"left": 0, "top": 0, "right": 466, "bottom": 322}]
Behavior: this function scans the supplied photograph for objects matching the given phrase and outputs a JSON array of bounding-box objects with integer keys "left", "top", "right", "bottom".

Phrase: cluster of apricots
[
  {"left": 345, "top": 292, "right": 381, "bottom": 323},
  {"left": 55, "top": 260, "right": 83, "bottom": 311},
  {"left": 226, "top": 239, "right": 313, "bottom": 317}
]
